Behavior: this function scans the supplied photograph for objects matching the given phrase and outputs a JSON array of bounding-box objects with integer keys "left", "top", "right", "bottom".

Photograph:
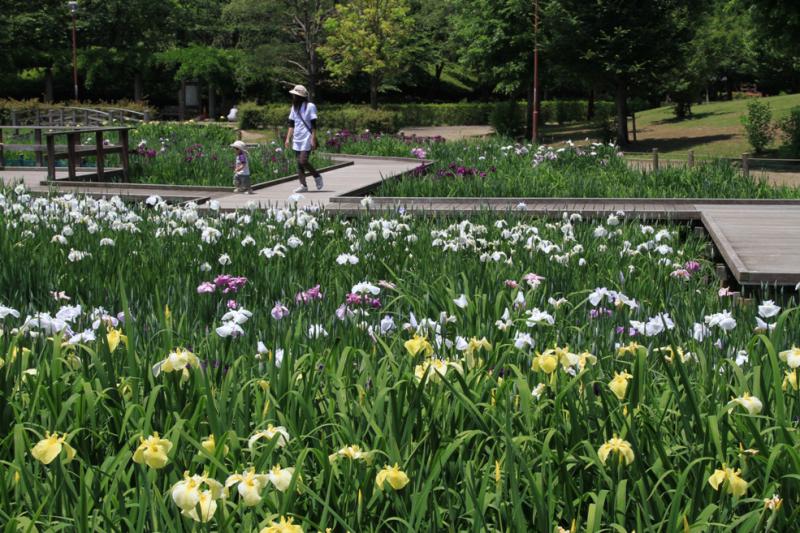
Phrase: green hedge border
[{"left": 239, "top": 101, "right": 615, "bottom": 133}]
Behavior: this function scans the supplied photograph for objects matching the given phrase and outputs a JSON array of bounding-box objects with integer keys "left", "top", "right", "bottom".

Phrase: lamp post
[
  {"left": 68, "top": 1, "right": 79, "bottom": 101},
  {"left": 532, "top": 0, "right": 540, "bottom": 144}
]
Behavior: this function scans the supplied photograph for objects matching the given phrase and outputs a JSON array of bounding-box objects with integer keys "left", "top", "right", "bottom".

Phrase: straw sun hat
[
  {"left": 230, "top": 140, "right": 248, "bottom": 152},
  {"left": 289, "top": 85, "right": 309, "bottom": 98}
]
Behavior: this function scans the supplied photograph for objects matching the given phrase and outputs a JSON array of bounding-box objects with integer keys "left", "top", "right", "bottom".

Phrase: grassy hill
[{"left": 628, "top": 93, "right": 800, "bottom": 157}]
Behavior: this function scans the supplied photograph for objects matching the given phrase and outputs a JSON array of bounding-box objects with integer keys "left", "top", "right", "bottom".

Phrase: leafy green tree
[
  {"left": 4, "top": 0, "right": 72, "bottom": 101},
  {"left": 409, "top": 0, "right": 459, "bottom": 95},
  {"left": 545, "top": 0, "right": 700, "bottom": 144},
  {"left": 77, "top": 0, "right": 176, "bottom": 101},
  {"left": 743, "top": 0, "right": 800, "bottom": 59},
  {"left": 319, "top": 0, "right": 415, "bottom": 108},
  {"left": 223, "top": 0, "right": 334, "bottom": 100},
  {"left": 448, "top": 0, "right": 537, "bottom": 136}
]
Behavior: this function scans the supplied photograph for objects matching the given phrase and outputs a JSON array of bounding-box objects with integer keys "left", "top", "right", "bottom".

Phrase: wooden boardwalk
[{"left": 3, "top": 156, "right": 800, "bottom": 286}]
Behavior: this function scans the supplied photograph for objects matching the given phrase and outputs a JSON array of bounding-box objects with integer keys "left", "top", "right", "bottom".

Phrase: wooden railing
[
  {"left": 6, "top": 107, "right": 148, "bottom": 127},
  {"left": 625, "top": 149, "right": 800, "bottom": 178},
  {"left": 0, "top": 126, "right": 131, "bottom": 181}
]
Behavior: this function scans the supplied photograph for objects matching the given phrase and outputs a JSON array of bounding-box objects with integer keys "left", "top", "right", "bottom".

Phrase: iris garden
[{"left": 1, "top": 169, "right": 799, "bottom": 530}]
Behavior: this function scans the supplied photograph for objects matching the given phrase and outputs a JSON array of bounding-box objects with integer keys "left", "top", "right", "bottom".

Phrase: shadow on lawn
[
  {"left": 651, "top": 111, "right": 723, "bottom": 125},
  {"left": 626, "top": 134, "right": 736, "bottom": 154}
]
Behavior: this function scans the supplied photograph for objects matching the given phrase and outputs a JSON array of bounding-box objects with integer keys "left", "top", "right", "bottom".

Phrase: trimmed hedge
[{"left": 239, "top": 100, "right": 615, "bottom": 132}]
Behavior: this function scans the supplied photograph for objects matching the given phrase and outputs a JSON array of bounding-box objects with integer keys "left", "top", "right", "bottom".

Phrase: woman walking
[{"left": 285, "top": 85, "right": 324, "bottom": 192}]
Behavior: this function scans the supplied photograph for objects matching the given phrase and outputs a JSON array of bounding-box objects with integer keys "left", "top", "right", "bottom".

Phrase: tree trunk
[
  {"left": 369, "top": 76, "right": 379, "bottom": 109},
  {"left": 587, "top": 88, "right": 595, "bottom": 121},
  {"left": 208, "top": 85, "right": 216, "bottom": 120},
  {"left": 134, "top": 72, "right": 143, "bottom": 102},
  {"left": 526, "top": 82, "right": 534, "bottom": 141},
  {"left": 308, "top": 48, "right": 318, "bottom": 102},
  {"left": 44, "top": 67, "right": 54, "bottom": 103},
  {"left": 179, "top": 80, "right": 186, "bottom": 121},
  {"left": 434, "top": 63, "right": 444, "bottom": 98},
  {"left": 726, "top": 77, "right": 733, "bottom": 101},
  {"left": 615, "top": 81, "right": 629, "bottom": 146}
]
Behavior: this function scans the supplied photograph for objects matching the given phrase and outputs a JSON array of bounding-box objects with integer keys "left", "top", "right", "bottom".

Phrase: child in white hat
[{"left": 230, "top": 140, "right": 253, "bottom": 194}]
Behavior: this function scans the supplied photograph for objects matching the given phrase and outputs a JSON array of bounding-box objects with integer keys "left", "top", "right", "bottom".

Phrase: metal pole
[
  {"left": 532, "top": 0, "right": 540, "bottom": 144},
  {"left": 71, "top": 12, "right": 78, "bottom": 101}
]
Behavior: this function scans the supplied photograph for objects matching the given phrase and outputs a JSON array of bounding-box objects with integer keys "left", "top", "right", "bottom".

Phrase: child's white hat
[{"left": 230, "top": 140, "right": 248, "bottom": 152}]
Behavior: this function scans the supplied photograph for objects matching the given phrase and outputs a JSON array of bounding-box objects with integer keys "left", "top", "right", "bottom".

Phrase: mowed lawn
[
  {"left": 629, "top": 93, "right": 800, "bottom": 157},
  {"left": 541, "top": 94, "right": 800, "bottom": 159}
]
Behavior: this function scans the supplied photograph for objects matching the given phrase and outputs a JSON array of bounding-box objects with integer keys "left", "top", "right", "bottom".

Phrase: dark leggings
[{"left": 295, "top": 150, "right": 320, "bottom": 186}]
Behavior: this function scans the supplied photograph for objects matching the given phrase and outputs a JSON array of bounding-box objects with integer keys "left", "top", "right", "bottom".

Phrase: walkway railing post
[
  {"left": 742, "top": 153, "right": 750, "bottom": 179},
  {"left": 95, "top": 130, "right": 105, "bottom": 180},
  {"left": 66, "top": 132, "right": 78, "bottom": 180},
  {"left": 34, "top": 129, "right": 44, "bottom": 166},
  {"left": 687, "top": 150, "right": 694, "bottom": 169},
  {"left": 652, "top": 148, "right": 659, "bottom": 171},
  {"left": 46, "top": 134, "right": 56, "bottom": 182},
  {"left": 119, "top": 128, "right": 130, "bottom": 181}
]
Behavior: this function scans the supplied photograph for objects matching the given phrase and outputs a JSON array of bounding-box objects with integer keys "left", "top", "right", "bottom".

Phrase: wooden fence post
[
  {"left": 119, "top": 128, "right": 130, "bottom": 181},
  {"left": 742, "top": 153, "right": 750, "bottom": 179},
  {"left": 631, "top": 113, "right": 637, "bottom": 142},
  {"left": 34, "top": 129, "right": 44, "bottom": 166},
  {"left": 46, "top": 134, "right": 56, "bottom": 181},
  {"left": 652, "top": 148, "right": 659, "bottom": 171},
  {"left": 95, "top": 130, "right": 105, "bottom": 180},
  {"left": 687, "top": 150, "right": 694, "bottom": 168},
  {"left": 0, "top": 129, "right": 4, "bottom": 170},
  {"left": 66, "top": 132, "right": 78, "bottom": 180}
]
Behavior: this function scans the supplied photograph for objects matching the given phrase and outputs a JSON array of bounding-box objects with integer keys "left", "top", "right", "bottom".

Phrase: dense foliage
[
  {"left": 1, "top": 188, "right": 799, "bottom": 530},
  {"left": 1, "top": 0, "right": 797, "bottom": 123}
]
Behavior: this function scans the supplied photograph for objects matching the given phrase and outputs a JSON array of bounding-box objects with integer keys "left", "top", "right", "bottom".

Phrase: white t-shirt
[{"left": 288, "top": 102, "right": 318, "bottom": 151}]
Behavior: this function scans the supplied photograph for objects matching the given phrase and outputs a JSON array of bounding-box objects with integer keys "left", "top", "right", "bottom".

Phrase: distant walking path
[{"left": 398, "top": 125, "right": 494, "bottom": 140}]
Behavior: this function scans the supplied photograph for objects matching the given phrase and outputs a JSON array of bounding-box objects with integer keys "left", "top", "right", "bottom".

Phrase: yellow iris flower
[
  {"left": 248, "top": 424, "right": 290, "bottom": 451},
  {"left": 106, "top": 327, "right": 127, "bottom": 352},
  {"left": 267, "top": 464, "right": 296, "bottom": 492},
  {"left": 329, "top": 444, "right": 371, "bottom": 464},
  {"left": 225, "top": 468, "right": 269, "bottom": 506},
  {"left": 617, "top": 342, "right": 644, "bottom": 357},
  {"left": 608, "top": 371, "right": 633, "bottom": 400},
  {"left": 200, "top": 434, "right": 229, "bottom": 456},
  {"left": 259, "top": 516, "right": 304, "bottom": 533},
  {"left": 404, "top": 335, "right": 433, "bottom": 357},
  {"left": 31, "top": 432, "right": 76, "bottom": 465},
  {"left": 376, "top": 463, "right": 410, "bottom": 491},
  {"left": 132, "top": 432, "right": 172, "bottom": 469},
  {"left": 532, "top": 351, "right": 558, "bottom": 374},
  {"left": 597, "top": 436, "right": 635, "bottom": 466},
  {"left": 151, "top": 347, "right": 200, "bottom": 382},
  {"left": 783, "top": 370, "right": 798, "bottom": 391},
  {"left": 732, "top": 393, "right": 763, "bottom": 415},
  {"left": 779, "top": 346, "right": 800, "bottom": 369},
  {"left": 708, "top": 465, "right": 748, "bottom": 497}
]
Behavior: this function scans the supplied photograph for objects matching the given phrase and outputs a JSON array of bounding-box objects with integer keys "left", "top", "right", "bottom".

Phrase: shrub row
[{"left": 238, "top": 100, "right": 616, "bottom": 132}]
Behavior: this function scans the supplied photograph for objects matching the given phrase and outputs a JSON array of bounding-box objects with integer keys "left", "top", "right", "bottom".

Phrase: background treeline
[{"left": 1, "top": 0, "right": 799, "bottom": 141}]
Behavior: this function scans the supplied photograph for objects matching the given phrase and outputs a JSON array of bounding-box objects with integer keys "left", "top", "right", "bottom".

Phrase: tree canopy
[{"left": 1, "top": 0, "right": 799, "bottom": 129}]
